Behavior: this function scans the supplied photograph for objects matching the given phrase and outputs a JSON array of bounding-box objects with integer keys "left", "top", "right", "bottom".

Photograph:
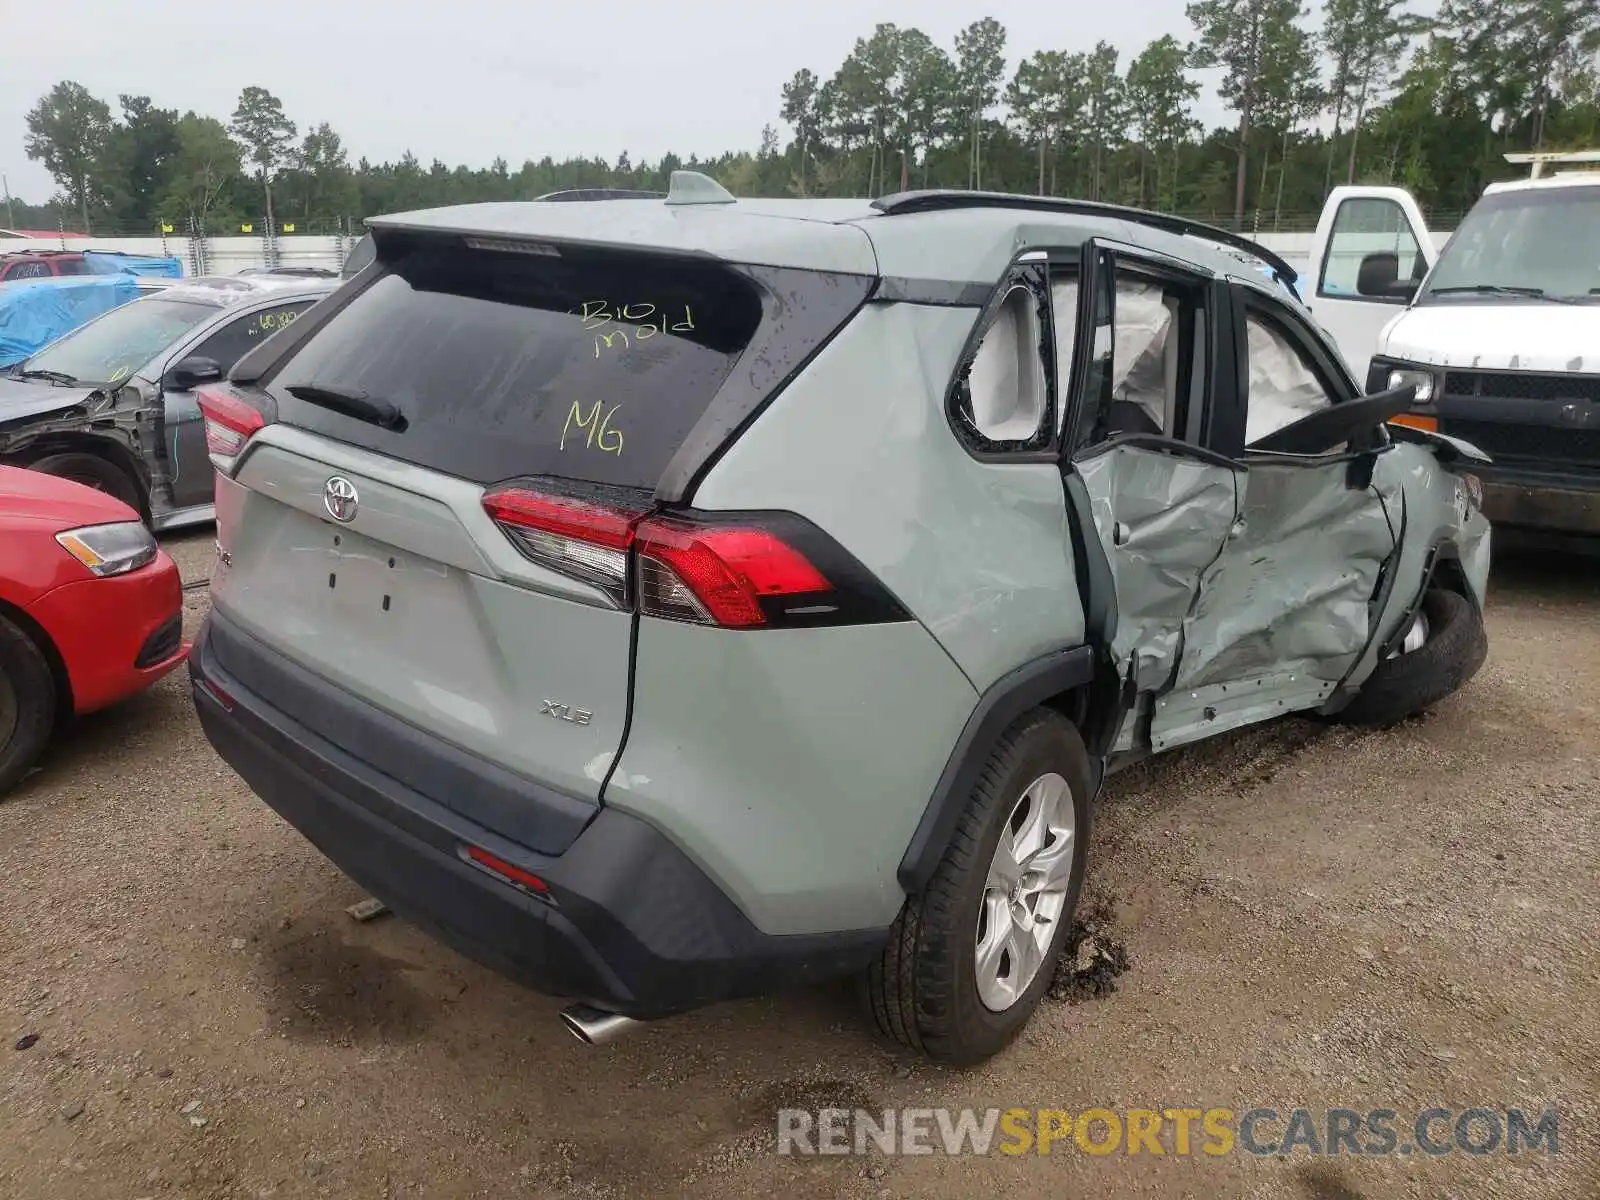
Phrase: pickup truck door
[{"left": 1305, "top": 186, "right": 1438, "bottom": 383}]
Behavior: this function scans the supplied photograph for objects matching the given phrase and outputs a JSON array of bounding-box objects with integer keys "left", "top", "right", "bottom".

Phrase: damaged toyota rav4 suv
[{"left": 189, "top": 174, "right": 1491, "bottom": 1065}]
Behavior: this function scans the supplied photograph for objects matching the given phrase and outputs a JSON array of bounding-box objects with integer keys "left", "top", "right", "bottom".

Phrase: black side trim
[
  {"left": 1380, "top": 541, "right": 1465, "bottom": 653},
  {"left": 873, "top": 276, "right": 993, "bottom": 307},
  {"left": 655, "top": 267, "right": 878, "bottom": 504},
  {"left": 897, "top": 645, "right": 1096, "bottom": 893},
  {"left": 205, "top": 610, "right": 596, "bottom": 855},
  {"left": 1062, "top": 471, "right": 1117, "bottom": 649}
]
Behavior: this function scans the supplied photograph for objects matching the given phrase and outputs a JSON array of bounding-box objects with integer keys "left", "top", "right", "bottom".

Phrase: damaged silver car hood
[{"left": 0, "top": 376, "right": 107, "bottom": 425}]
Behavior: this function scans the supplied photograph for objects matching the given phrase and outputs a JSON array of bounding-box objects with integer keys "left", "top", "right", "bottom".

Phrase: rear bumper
[
  {"left": 189, "top": 612, "right": 885, "bottom": 1018},
  {"left": 1477, "top": 465, "right": 1600, "bottom": 546},
  {"left": 26, "top": 549, "right": 187, "bottom": 714}
]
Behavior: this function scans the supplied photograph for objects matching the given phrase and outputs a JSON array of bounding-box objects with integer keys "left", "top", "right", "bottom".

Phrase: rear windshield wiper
[
  {"left": 284, "top": 383, "right": 407, "bottom": 431},
  {"left": 12, "top": 368, "right": 79, "bottom": 385},
  {"left": 1427, "top": 284, "right": 1579, "bottom": 304}
]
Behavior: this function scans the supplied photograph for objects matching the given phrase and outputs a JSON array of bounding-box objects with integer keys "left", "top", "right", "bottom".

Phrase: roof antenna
[{"left": 665, "top": 170, "right": 736, "bottom": 206}]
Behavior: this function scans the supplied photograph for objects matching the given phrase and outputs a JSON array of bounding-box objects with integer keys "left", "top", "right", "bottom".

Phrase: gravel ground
[{"left": 1, "top": 532, "right": 1596, "bottom": 1200}]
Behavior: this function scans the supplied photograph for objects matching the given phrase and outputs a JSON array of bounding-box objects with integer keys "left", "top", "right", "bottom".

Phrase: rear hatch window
[{"left": 266, "top": 239, "right": 771, "bottom": 491}]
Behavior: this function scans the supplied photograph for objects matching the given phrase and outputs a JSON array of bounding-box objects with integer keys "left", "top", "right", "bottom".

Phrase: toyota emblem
[{"left": 323, "top": 475, "right": 359, "bottom": 522}]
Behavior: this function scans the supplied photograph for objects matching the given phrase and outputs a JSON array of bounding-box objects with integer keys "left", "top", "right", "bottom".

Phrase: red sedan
[{"left": 0, "top": 465, "right": 187, "bottom": 794}]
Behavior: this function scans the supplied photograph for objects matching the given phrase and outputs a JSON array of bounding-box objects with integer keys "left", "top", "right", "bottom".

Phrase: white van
[{"left": 1302, "top": 152, "right": 1600, "bottom": 548}]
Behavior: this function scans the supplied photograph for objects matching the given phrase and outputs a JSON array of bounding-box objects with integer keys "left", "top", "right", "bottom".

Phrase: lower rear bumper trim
[{"left": 189, "top": 614, "right": 887, "bottom": 1018}]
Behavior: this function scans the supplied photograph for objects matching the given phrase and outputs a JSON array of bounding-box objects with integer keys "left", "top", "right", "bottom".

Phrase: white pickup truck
[{"left": 1299, "top": 152, "right": 1600, "bottom": 550}]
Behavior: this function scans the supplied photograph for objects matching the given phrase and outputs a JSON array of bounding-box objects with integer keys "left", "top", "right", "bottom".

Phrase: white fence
[
  {"left": 4, "top": 234, "right": 357, "bottom": 276},
  {"left": 4, "top": 228, "right": 1455, "bottom": 284}
]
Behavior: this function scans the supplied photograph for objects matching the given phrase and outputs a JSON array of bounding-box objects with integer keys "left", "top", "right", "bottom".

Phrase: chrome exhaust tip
[{"left": 560, "top": 1003, "right": 640, "bottom": 1046}]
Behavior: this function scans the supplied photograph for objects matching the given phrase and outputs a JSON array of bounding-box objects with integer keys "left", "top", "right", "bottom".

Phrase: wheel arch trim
[{"left": 897, "top": 644, "right": 1096, "bottom": 894}]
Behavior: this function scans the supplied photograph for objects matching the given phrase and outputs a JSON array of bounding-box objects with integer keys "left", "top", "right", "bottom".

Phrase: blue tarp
[
  {"left": 0, "top": 275, "right": 142, "bottom": 367},
  {"left": 82, "top": 250, "right": 183, "bottom": 278}
]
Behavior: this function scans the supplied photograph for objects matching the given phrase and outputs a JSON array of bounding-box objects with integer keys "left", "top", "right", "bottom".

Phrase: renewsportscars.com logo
[{"left": 777, "top": 1106, "right": 1560, "bottom": 1158}]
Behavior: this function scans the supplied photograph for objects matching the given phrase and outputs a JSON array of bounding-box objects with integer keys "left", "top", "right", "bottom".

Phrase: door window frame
[
  {"left": 1315, "top": 195, "right": 1425, "bottom": 305},
  {"left": 160, "top": 297, "right": 317, "bottom": 385},
  {"left": 944, "top": 253, "right": 1061, "bottom": 464},
  {"left": 1064, "top": 239, "right": 1237, "bottom": 466},
  {"left": 1227, "top": 282, "right": 1388, "bottom": 462}
]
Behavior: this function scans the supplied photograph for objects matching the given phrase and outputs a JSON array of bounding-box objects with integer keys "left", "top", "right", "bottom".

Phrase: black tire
[
  {"left": 1334, "top": 587, "right": 1487, "bottom": 728},
  {"left": 28, "top": 452, "right": 144, "bottom": 518},
  {"left": 0, "top": 615, "right": 56, "bottom": 797},
  {"left": 864, "top": 708, "right": 1092, "bottom": 1066}
]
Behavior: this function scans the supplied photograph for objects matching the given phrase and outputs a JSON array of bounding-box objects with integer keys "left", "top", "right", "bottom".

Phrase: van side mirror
[
  {"left": 1356, "top": 252, "right": 1417, "bottom": 301},
  {"left": 165, "top": 356, "right": 224, "bottom": 392}
]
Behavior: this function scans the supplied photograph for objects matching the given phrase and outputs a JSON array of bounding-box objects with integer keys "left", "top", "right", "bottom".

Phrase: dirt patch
[
  {"left": 1048, "top": 896, "right": 1132, "bottom": 1004},
  {"left": 1294, "top": 1161, "right": 1368, "bottom": 1200},
  {"left": 256, "top": 926, "right": 438, "bottom": 1045}
]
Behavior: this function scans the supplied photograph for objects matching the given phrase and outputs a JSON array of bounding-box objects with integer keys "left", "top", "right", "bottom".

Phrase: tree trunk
[
  {"left": 1138, "top": 144, "right": 1148, "bottom": 207},
  {"left": 77, "top": 181, "right": 90, "bottom": 236},
  {"left": 1038, "top": 135, "right": 1046, "bottom": 194},
  {"left": 973, "top": 114, "right": 983, "bottom": 189},
  {"left": 1255, "top": 132, "right": 1273, "bottom": 218},
  {"left": 1324, "top": 107, "right": 1343, "bottom": 194},
  {"left": 1347, "top": 76, "right": 1370, "bottom": 184},
  {"left": 1273, "top": 125, "right": 1291, "bottom": 231},
  {"left": 1234, "top": 106, "right": 1252, "bottom": 228}
]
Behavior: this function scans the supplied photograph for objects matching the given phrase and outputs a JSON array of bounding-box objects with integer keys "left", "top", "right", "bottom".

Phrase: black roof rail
[
  {"left": 533, "top": 188, "right": 668, "bottom": 202},
  {"left": 869, "top": 189, "right": 1299, "bottom": 286}
]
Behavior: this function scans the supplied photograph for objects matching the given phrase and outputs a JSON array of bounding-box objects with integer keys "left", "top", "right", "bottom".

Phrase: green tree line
[{"left": 10, "top": 0, "right": 1599, "bottom": 237}]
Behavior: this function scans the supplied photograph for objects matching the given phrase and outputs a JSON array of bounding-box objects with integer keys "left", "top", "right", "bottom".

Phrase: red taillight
[
  {"left": 195, "top": 385, "right": 267, "bottom": 459},
  {"left": 463, "top": 844, "right": 551, "bottom": 895},
  {"left": 479, "top": 485, "right": 834, "bottom": 628},
  {"left": 481, "top": 486, "right": 645, "bottom": 603},
  {"left": 635, "top": 520, "right": 830, "bottom": 628}
]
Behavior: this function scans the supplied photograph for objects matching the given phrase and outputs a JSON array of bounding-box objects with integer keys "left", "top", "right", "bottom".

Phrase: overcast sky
[{"left": 2, "top": 0, "right": 1244, "bottom": 203}]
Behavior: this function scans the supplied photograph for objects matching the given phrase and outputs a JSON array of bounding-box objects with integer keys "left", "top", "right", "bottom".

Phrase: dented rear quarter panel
[{"left": 694, "top": 302, "right": 1088, "bottom": 691}]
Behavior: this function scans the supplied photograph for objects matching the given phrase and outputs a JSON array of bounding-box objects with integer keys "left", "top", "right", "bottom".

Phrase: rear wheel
[
  {"left": 0, "top": 616, "right": 56, "bottom": 797},
  {"left": 1334, "top": 587, "right": 1487, "bottom": 727},
  {"left": 29, "top": 452, "right": 144, "bottom": 518},
  {"left": 864, "top": 709, "right": 1091, "bottom": 1065}
]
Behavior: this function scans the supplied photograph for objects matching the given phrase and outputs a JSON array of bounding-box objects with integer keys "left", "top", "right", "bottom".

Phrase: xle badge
[{"left": 540, "top": 700, "right": 593, "bottom": 726}]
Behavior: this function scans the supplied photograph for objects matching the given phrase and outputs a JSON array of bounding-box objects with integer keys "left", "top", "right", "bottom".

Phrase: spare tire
[{"left": 1333, "top": 588, "right": 1487, "bottom": 727}]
